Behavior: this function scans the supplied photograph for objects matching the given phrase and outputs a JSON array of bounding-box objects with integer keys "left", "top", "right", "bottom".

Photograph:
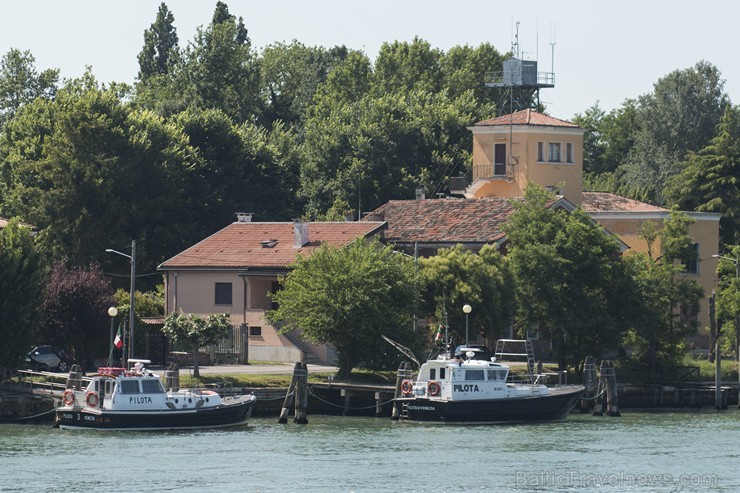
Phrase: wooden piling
[
  {"left": 277, "top": 362, "right": 300, "bottom": 423},
  {"left": 294, "top": 362, "right": 308, "bottom": 424},
  {"left": 580, "top": 356, "right": 597, "bottom": 413},
  {"left": 603, "top": 360, "right": 621, "bottom": 417},
  {"left": 593, "top": 360, "right": 606, "bottom": 416}
]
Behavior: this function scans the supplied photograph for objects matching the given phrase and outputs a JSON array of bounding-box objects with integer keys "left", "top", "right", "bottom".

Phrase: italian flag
[{"left": 114, "top": 326, "right": 123, "bottom": 349}]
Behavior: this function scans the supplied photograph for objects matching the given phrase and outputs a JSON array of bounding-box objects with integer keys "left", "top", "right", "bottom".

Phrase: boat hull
[
  {"left": 55, "top": 395, "right": 256, "bottom": 431},
  {"left": 397, "top": 386, "right": 584, "bottom": 423}
]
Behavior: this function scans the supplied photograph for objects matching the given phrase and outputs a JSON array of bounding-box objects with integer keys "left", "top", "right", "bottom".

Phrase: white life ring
[{"left": 85, "top": 392, "right": 99, "bottom": 408}]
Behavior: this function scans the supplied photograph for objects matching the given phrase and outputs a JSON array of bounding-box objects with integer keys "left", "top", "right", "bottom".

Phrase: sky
[{"left": 1, "top": 0, "right": 738, "bottom": 120}]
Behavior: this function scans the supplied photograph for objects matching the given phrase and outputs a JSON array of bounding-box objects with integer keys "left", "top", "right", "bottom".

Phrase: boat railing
[{"left": 533, "top": 371, "right": 568, "bottom": 386}]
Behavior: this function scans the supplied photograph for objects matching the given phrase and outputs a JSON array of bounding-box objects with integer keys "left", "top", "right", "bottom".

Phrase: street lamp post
[
  {"left": 463, "top": 304, "right": 472, "bottom": 347},
  {"left": 106, "top": 240, "right": 136, "bottom": 367},
  {"left": 107, "top": 306, "right": 118, "bottom": 366},
  {"left": 713, "top": 254, "right": 739, "bottom": 409}
]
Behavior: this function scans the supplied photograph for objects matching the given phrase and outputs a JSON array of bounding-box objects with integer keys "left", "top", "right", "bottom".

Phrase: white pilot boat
[
  {"left": 55, "top": 363, "right": 256, "bottom": 431},
  {"left": 395, "top": 346, "right": 584, "bottom": 423}
]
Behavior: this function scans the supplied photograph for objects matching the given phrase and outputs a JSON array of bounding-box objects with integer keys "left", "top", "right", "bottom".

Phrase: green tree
[
  {"left": 137, "top": 2, "right": 180, "bottom": 81},
  {"left": 39, "top": 262, "right": 114, "bottom": 370},
  {"left": 161, "top": 312, "right": 231, "bottom": 377},
  {"left": 0, "top": 48, "right": 58, "bottom": 127},
  {"left": 715, "top": 245, "right": 739, "bottom": 360},
  {"left": 574, "top": 100, "right": 638, "bottom": 178},
  {"left": 621, "top": 61, "right": 728, "bottom": 204},
  {"left": 667, "top": 105, "right": 740, "bottom": 245},
  {"left": 260, "top": 41, "right": 347, "bottom": 130},
  {"left": 503, "top": 185, "right": 630, "bottom": 371},
  {"left": 180, "top": 3, "right": 261, "bottom": 123},
  {"left": 622, "top": 211, "right": 704, "bottom": 372},
  {"left": 0, "top": 219, "right": 44, "bottom": 372},
  {"left": 301, "top": 89, "right": 476, "bottom": 218},
  {"left": 373, "top": 37, "right": 442, "bottom": 96},
  {"left": 4, "top": 75, "right": 197, "bottom": 271},
  {"left": 419, "top": 244, "right": 514, "bottom": 348},
  {"left": 267, "top": 239, "right": 419, "bottom": 379}
]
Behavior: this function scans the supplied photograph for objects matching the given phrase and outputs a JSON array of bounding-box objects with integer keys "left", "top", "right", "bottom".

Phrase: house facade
[
  {"left": 158, "top": 215, "right": 387, "bottom": 364},
  {"left": 446, "top": 109, "right": 721, "bottom": 338}
]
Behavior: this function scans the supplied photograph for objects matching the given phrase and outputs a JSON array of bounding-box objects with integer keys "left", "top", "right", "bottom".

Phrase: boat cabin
[{"left": 405, "top": 353, "right": 551, "bottom": 402}]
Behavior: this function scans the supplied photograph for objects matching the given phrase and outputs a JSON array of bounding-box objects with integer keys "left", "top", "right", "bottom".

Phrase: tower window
[{"left": 548, "top": 143, "right": 561, "bottom": 163}]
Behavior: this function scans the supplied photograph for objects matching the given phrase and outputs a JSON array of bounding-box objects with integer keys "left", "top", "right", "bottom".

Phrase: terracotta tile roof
[
  {"left": 159, "top": 221, "right": 386, "bottom": 270},
  {"left": 581, "top": 192, "right": 668, "bottom": 212},
  {"left": 364, "top": 198, "right": 518, "bottom": 244},
  {"left": 475, "top": 109, "right": 579, "bottom": 128}
]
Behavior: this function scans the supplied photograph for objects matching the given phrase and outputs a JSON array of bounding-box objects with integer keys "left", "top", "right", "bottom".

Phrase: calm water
[{"left": 3, "top": 411, "right": 740, "bottom": 492}]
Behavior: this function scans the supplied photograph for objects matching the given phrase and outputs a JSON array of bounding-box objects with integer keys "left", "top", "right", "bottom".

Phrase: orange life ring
[
  {"left": 401, "top": 379, "right": 413, "bottom": 396},
  {"left": 63, "top": 390, "right": 75, "bottom": 406},
  {"left": 427, "top": 380, "right": 441, "bottom": 396},
  {"left": 85, "top": 392, "right": 99, "bottom": 408}
]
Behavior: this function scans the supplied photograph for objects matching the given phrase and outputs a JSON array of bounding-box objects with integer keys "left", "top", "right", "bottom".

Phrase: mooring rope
[
  {"left": 307, "top": 386, "right": 396, "bottom": 410},
  {"left": 578, "top": 387, "right": 607, "bottom": 401},
  {"left": 1, "top": 406, "right": 59, "bottom": 421}
]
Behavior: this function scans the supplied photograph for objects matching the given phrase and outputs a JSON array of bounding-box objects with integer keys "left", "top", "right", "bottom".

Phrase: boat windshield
[{"left": 141, "top": 379, "right": 165, "bottom": 394}]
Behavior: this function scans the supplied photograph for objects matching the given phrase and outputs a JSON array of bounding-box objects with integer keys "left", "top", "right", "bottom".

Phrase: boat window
[
  {"left": 465, "top": 370, "right": 485, "bottom": 381},
  {"left": 487, "top": 370, "right": 498, "bottom": 381},
  {"left": 141, "top": 379, "right": 165, "bottom": 394},
  {"left": 498, "top": 370, "right": 508, "bottom": 381},
  {"left": 120, "top": 380, "right": 140, "bottom": 394},
  {"left": 429, "top": 368, "right": 436, "bottom": 380},
  {"left": 440, "top": 368, "right": 446, "bottom": 380}
]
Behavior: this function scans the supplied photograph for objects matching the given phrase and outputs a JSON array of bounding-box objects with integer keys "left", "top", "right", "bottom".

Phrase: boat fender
[
  {"left": 427, "top": 381, "right": 441, "bottom": 397},
  {"left": 63, "top": 390, "right": 75, "bottom": 406},
  {"left": 401, "top": 379, "right": 413, "bottom": 396},
  {"left": 85, "top": 392, "right": 99, "bottom": 408}
]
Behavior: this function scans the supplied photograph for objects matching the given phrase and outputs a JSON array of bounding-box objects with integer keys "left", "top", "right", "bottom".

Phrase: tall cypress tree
[{"left": 137, "top": 2, "right": 179, "bottom": 81}]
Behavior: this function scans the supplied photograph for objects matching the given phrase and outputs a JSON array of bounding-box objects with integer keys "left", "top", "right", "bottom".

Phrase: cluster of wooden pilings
[
  {"left": 580, "top": 356, "right": 620, "bottom": 416},
  {"left": 277, "top": 362, "right": 308, "bottom": 424}
]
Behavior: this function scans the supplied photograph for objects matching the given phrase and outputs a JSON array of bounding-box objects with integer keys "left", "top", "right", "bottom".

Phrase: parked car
[{"left": 25, "top": 345, "right": 71, "bottom": 372}]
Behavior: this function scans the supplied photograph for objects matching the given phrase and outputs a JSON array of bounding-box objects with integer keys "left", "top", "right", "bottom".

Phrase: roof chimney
[
  {"left": 236, "top": 212, "right": 252, "bottom": 223},
  {"left": 293, "top": 220, "right": 309, "bottom": 248},
  {"left": 415, "top": 187, "right": 425, "bottom": 200}
]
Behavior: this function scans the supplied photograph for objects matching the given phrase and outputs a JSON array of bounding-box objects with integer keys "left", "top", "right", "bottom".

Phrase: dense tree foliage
[
  {"left": 39, "top": 262, "right": 114, "bottom": 370},
  {"left": 667, "top": 105, "right": 740, "bottom": 245},
  {"left": 579, "top": 62, "right": 730, "bottom": 206},
  {"left": 503, "top": 185, "right": 631, "bottom": 371},
  {"left": 0, "top": 219, "right": 44, "bottom": 371},
  {"left": 419, "top": 244, "right": 514, "bottom": 348},
  {"left": 0, "top": 49, "right": 58, "bottom": 128},
  {"left": 267, "top": 239, "right": 419, "bottom": 378},
  {"left": 715, "top": 245, "right": 739, "bottom": 357},
  {"left": 621, "top": 212, "right": 704, "bottom": 372},
  {"left": 161, "top": 312, "right": 231, "bottom": 377}
]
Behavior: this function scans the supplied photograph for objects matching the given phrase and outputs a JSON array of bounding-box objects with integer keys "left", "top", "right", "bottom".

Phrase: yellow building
[{"left": 455, "top": 109, "right": 722, "bottom": 338}]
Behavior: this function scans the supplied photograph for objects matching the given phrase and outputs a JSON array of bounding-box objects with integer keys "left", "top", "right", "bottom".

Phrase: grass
[{"left": 682, "top": 355, "right": 739, "bottom": 382}]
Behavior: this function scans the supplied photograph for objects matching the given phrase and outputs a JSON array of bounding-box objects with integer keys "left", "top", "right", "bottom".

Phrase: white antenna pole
[{"left": 550, "top": 22, "right": 556, "bottom": 74}]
